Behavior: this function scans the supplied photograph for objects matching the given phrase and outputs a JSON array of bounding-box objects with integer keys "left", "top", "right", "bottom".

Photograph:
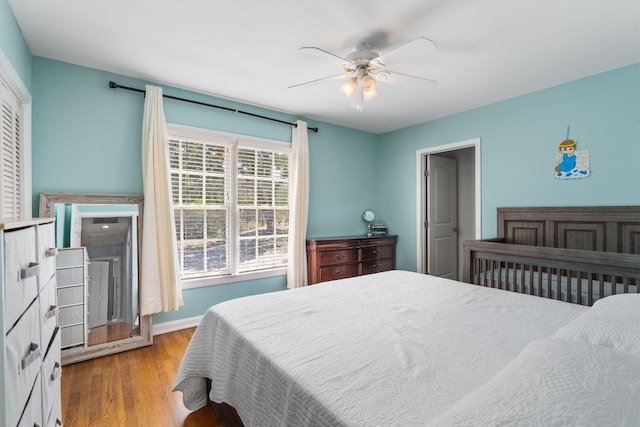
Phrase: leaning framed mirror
[{"left": 40, "top": 192, "right": 152, "bottom": 365}]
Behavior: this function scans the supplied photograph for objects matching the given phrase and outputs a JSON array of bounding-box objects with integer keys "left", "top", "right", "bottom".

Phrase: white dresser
[{"left": 0, "top": 219, "right": 62, "bottom": 427}]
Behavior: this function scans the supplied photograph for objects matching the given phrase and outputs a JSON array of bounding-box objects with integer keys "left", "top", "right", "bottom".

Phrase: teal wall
[
  {"left": 30, "top": 57, "right": 380, "bottom": 324},
  {"left": 0, "top": 0, "right": 31, "bottom": 91},
  {"left": 4, "top": 2, "right": 640, "bottom": 325},
  {"left": 378, "top": 64, "right": 640, "bottom": 271}
]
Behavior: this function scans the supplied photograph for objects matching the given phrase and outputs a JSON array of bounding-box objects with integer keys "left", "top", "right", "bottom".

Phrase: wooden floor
[{"left": 61, "top": 327, "right": 223, "bottom": 426}]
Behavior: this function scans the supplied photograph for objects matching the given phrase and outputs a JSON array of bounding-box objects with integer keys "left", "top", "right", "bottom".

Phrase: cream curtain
[
  {"left": 140, "top": 85, "right": 183, "bottom": 315},
  {"left": 287, "top": 120, "right": 310, "bottom": 288}
]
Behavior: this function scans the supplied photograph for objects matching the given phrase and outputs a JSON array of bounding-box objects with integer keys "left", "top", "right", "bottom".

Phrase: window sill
[{"left": 180, "top": 267, "right": 287, "bottom": 289}]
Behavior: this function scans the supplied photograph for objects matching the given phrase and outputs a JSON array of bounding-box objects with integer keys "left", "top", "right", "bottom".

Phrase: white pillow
[{"left": 553, "top": 293, "right": 640, "bottom": 356}]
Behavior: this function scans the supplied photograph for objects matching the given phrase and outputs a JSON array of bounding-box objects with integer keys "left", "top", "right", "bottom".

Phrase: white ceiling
[{"left": 9, "top": 0, "right": 640, "bottom": 134}]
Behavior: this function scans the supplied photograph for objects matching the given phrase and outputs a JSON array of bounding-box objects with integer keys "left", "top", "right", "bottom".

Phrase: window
[
  {"left": 168, "top": 124, "right": 290, "bottom": 283},
  {"left": 0, "top": 80, "right": 24, "bottom": 218}
]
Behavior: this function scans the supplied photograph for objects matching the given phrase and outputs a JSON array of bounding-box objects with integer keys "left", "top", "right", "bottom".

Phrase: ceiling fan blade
[
  {"left": 299, "top": 47, "right": 349, "bottom": 66},
  {"left": 287, "top": 73, "right": 348, "bottom": 90},
  {"left": 376, "top": 70, "right": 438, "bottom": 87},
  {"left": 378, "top": 37, "right": 437, "bottom": 64}
]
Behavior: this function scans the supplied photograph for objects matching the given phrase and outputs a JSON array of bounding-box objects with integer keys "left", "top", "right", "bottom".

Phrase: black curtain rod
[{"left": 108, "top": 81, "right": 318, "bottom": 133}]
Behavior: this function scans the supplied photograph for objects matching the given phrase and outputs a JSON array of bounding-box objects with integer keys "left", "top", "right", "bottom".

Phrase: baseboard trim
[{"left": 153, "top": 315, "right": 203, "bottom": 336}]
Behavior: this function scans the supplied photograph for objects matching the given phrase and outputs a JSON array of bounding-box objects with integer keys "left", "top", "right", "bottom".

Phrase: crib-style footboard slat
[{"left": 463, "top": 240, "right": 640, "bottom": 306}]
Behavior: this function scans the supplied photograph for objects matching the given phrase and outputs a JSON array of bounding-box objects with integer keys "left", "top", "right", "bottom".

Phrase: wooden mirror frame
[{"left": 39, "top": 192, "right": 152, "bottom": 365}]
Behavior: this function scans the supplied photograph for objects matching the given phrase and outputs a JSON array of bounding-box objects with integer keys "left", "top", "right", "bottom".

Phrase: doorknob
[{"left": 453, "top": 227, "right": 459, "bottom": 232}]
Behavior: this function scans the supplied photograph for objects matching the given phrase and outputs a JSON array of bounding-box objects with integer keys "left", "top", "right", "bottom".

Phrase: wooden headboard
[{"left": 496, "top": 206, "right": 640, "bottom": 254}]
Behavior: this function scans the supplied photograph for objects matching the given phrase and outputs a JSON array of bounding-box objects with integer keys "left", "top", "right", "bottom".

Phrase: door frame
[{"left": 415, "top": 138, "right": 482, "bottom": 273}]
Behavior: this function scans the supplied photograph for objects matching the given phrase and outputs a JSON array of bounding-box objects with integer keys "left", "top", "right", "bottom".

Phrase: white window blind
[
  {"left": 169, "top": 125, "right": 290, "bottom": 280},
  {"left": 0, "top": 81, "right": 22, "bottom": 219}
]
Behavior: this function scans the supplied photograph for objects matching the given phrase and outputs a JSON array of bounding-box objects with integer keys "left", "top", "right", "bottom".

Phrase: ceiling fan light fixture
[
  {"left": 340, "top": 78, "right": 357, "bottom": 97},
  {"left": 361, "top": 73, "right": 376, "bottom": 91},
  {"left": 363, "top": 86, "right": 378, "bottom": 101}
]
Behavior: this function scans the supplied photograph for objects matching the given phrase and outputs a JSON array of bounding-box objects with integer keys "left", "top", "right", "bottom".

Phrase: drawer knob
[
  {"left": 372, "top": 250, "right": 378, "bottom": 255},
  {"left": 45, "top": 247, "right": 59, "bottom": 258},
  {"left": 19, "top": 262, "right": 40, "bottom": 280},
  {"left": 51, "top": 361, "right": 62, "bottom": 381},
  {"left": 336, "top": 254, "right": 344, "bottom": 260},
  {"left": 373, "top": 263, "right": 378, "bottom": 269},
  {"left": 21, "top": 342, "right": 41, "bottom": 370},
  {"left": 45, "top": 305, "right": 58, "bottom": 319}
]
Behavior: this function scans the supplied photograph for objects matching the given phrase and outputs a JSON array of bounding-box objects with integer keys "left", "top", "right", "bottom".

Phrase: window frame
[{"left": 167, "top": 123, "right": 290, "bottom": 289}]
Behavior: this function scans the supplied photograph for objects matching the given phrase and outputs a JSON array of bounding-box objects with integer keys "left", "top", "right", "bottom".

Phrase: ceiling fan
[{"left": 288, "top": 37, "right": 438, "bottom": 111}]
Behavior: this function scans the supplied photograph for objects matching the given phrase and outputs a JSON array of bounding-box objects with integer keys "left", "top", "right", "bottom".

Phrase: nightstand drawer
[
  {"left": 362, "top": 258, "right": 394, "bottom": 275},
  {"left": 362, "top": 244, "right": 394, "bottom": 260},
  {"left": 319, "top": 249, "right": 358, "bottom": 266},
  {"left": 320, "top": 263, "right": 358, "bottom": 282}
]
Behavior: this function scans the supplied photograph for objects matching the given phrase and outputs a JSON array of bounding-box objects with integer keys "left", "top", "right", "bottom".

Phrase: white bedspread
[
  {"left": 428, "top": 338, "right": 640, "bottom": 427},
  {"left": 174, "top": 270, "right": 587, "bottom": 426}
]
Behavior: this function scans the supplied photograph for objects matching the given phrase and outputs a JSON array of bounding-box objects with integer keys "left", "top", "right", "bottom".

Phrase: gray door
[{"left": 427, "top": 155, "right": 458, "bottom": 279}]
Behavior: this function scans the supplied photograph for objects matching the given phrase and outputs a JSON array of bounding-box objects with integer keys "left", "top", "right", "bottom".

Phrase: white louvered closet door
[{"left": 0, "top": 80, "right": 23, "bottom": 219}]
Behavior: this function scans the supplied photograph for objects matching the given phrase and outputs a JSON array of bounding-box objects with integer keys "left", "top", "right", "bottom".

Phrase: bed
[
  {"left": 174, "top": 270, "right": 640, "bottom": 426},
  {"left": 463, "top": 206, "right": 640, "bottom": 305},
  {"left": 174, "top": 206, "right": 640, "bottom": 426}
]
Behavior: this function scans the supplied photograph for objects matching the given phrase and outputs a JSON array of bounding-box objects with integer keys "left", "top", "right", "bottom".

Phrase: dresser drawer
[
  {"left": 362, "top": 244, "right": 394, "bottom": 261},
  {"left": 58, "top": 284, "right": 84, "bottom": 306},
  {"left": 319, "top": 249, "right": 358, "bottom": 266},
  {"left": 57, "top": 247, "right": 86, "bottom": 267},
  {"left": 57, "top": 266, "right": 86, "bottom": 287},
  {"left": 4, "top": 226, "right": 39, "bottom": 329},
  {"left": 362, "top": 258, "right": 394, "bottom": 275},
  {"left": 59, "top": 304, "right": 84, "bottom": 326},
  {"left": 41, "top": 277, "right": 59, "bottom": 351},
  {"left": 6, "top": 300, "right": 42, "bottom": 427},
  {"left": 38, "top": 222, "right": 57, "bottom": 288},
  {"left": 319, "top": 263, "right": 358, "bottom": 282},
  {"left": 46, "top": 386, "right": 62, "bottom": 427},
  {"left": 61, "top": 323, "right": 85, "bottom": 348},
  {"left": 18, "top": 372, "right": 42, "bottom": 427},
  {"left": 42, "top": 329, "right": 62, "bottom": 424}
]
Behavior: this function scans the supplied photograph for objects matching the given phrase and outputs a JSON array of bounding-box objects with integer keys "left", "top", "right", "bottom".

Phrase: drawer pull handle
[
  {"left": 46, "top": 304, "right": 58, "bottom": 319},
  {"left": 19, "top": 262, "right": 40, "bottom": 280},
  {"left": 45, "top": 247, "right": 59, "bottom": 258},
  {"left": 51, "top": 361, "right": 62, "bottom": 381},
  {"left": 21, "top": 343, "right": 41, "bottom": 370},
  {"left": 336, "top": 269, "right": 344, "bottom": 275},
  {"left": 335, "top": 254, "right": 344, "bottom": 260},
  {"left": 372, "top": 250, "right": 378, "bottom": 255},
  {"left": 373, "top": 263, "right": 378, "bottom": 269}
]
